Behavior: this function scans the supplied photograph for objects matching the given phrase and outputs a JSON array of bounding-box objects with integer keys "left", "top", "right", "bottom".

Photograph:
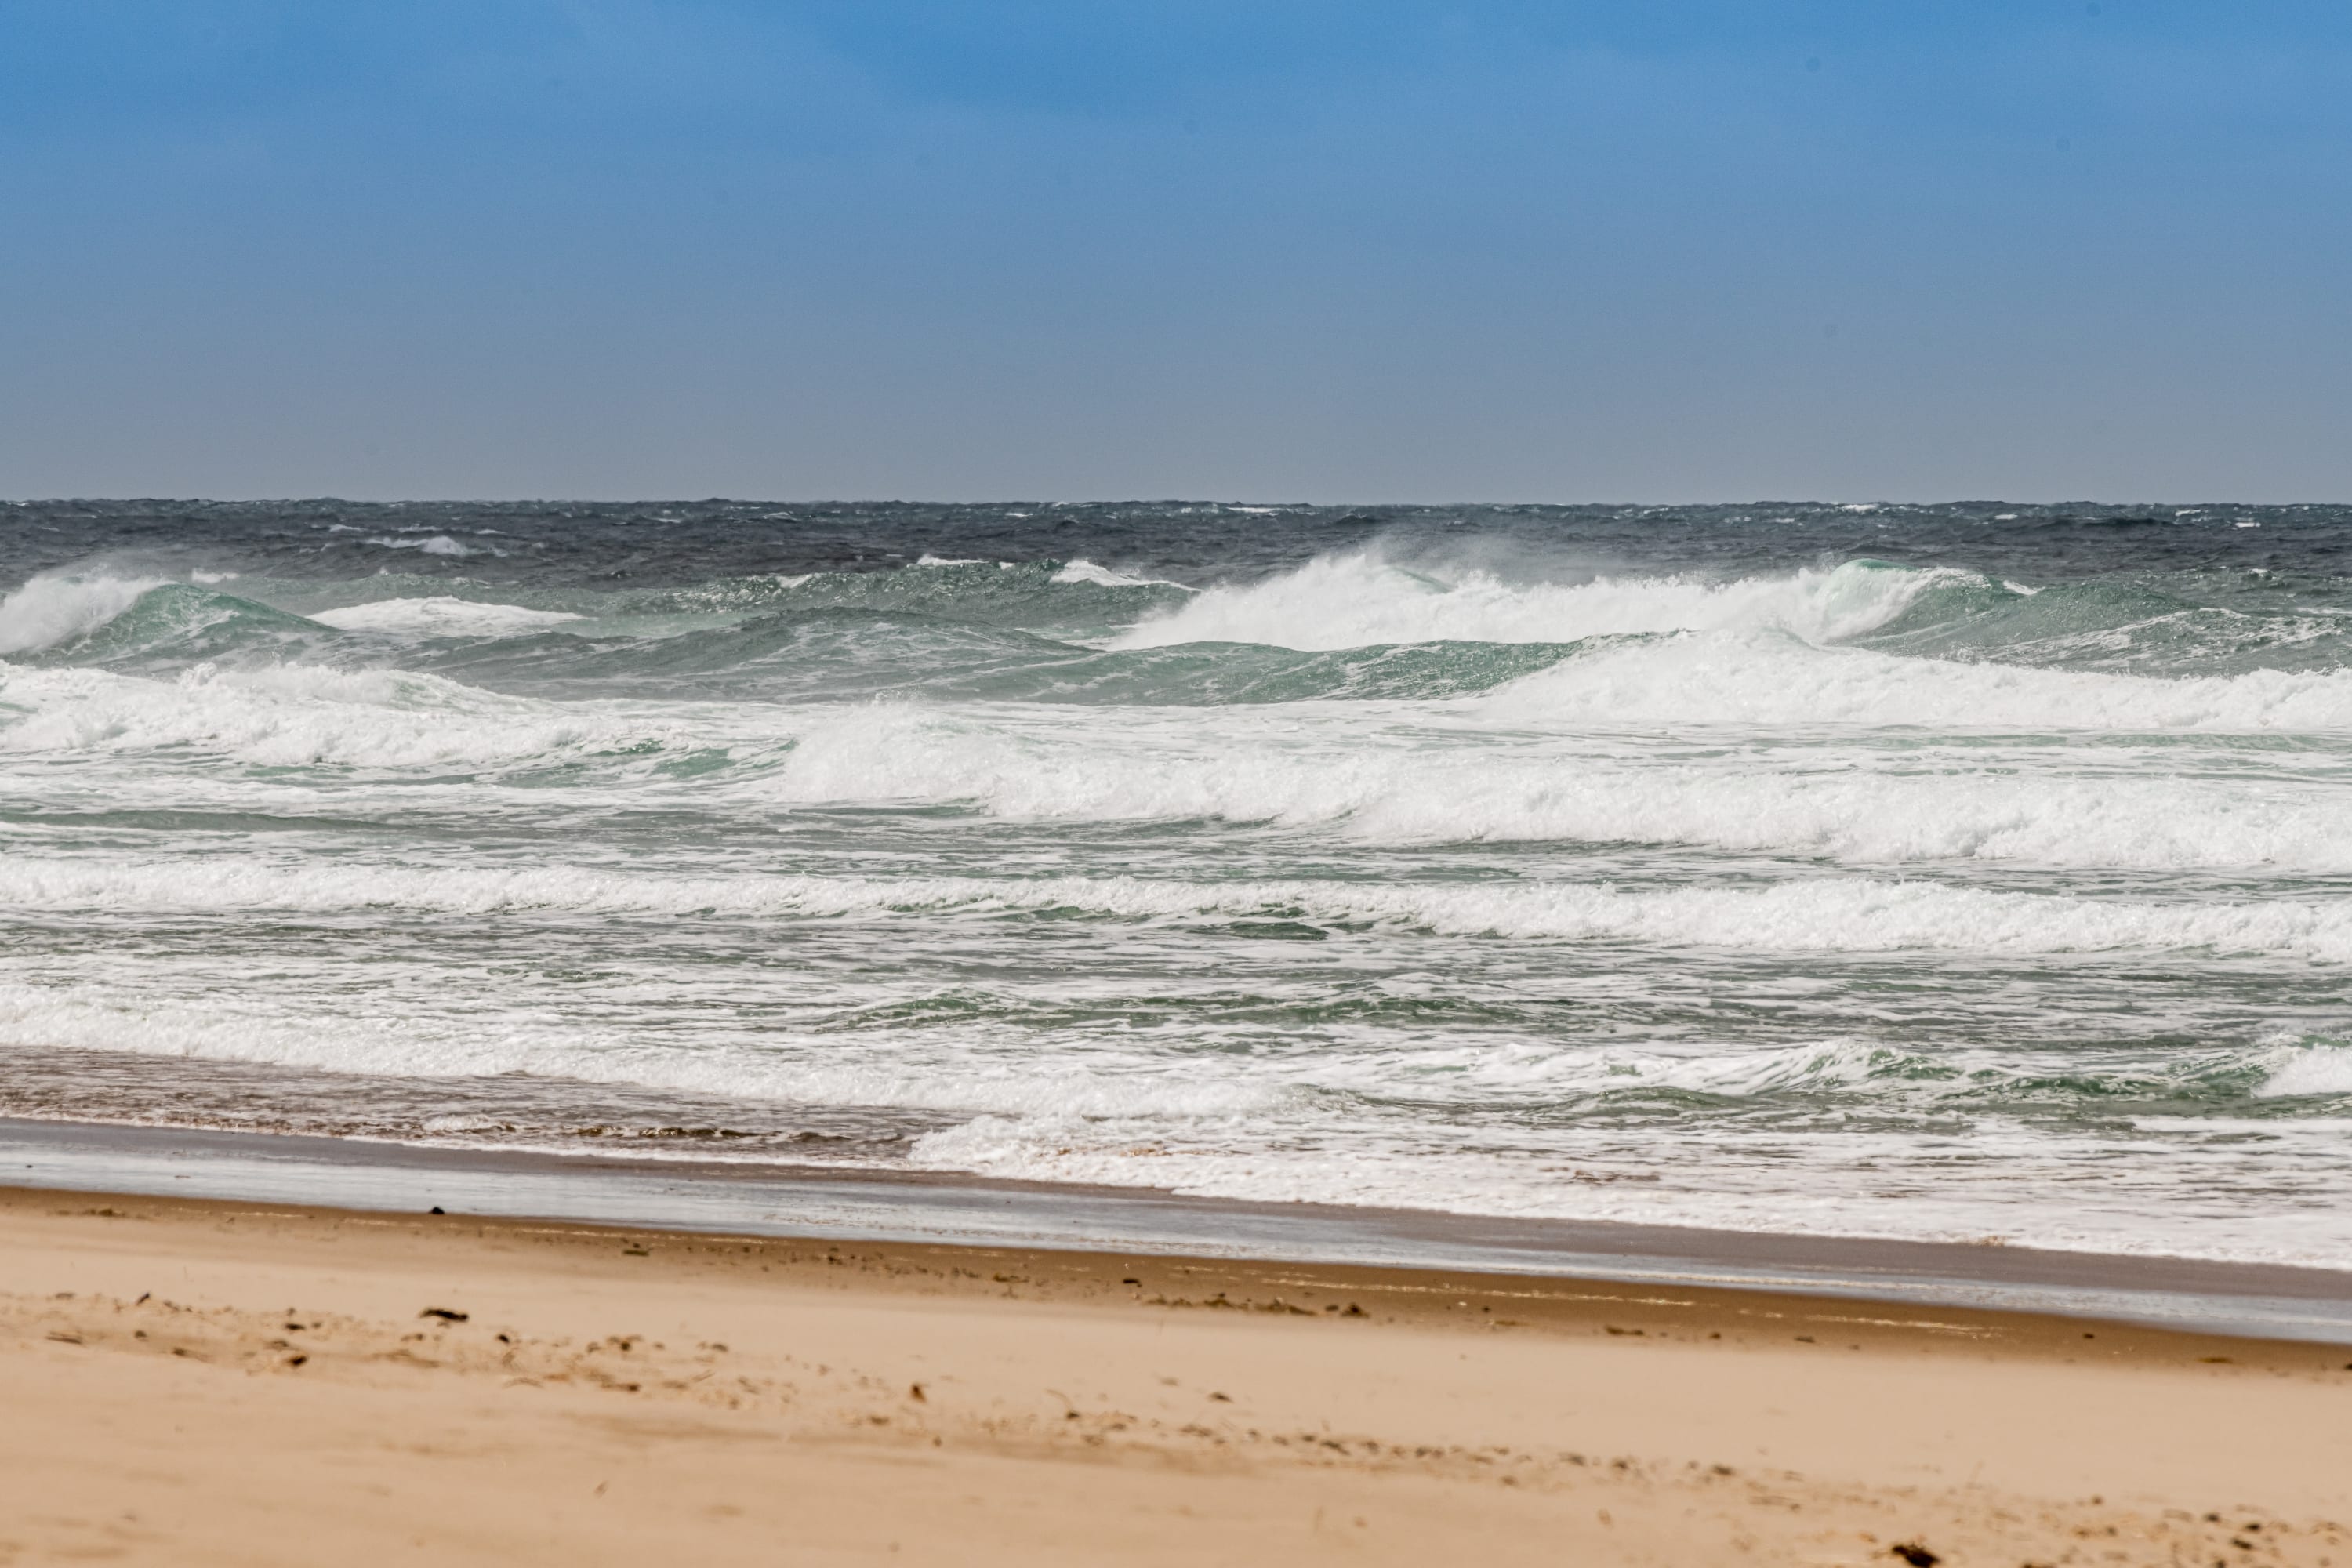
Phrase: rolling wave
[
  {"left": 0, "top": 571, "right": 174, "bottom": 655},
  {"left": 1857, "top": 572, "right": 2352, "bottom": 675},
  {"left": 0, "top": 661, "right": 681, "bottom": 771},
  {"left": 10, "top": 549, "right": 2350, "bottom": 711},
  {"left": 412, "top": 612, "right": 1584, "bottom": 704},
  {"left": 1112, "top": 554, "right": 1951, "bottom": 650},
  {"left": 1482, "top": 630, "right": 2352, "bottom": 731},
  {"left": 2, "top": 855, "right": 2344, "bottom": 960},
  {"left": 765, "top": 706, "right": 2352, "bottom": 868}
]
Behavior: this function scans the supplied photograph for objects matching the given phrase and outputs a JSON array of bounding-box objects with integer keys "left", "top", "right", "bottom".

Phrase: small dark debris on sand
[
  {"left": 419, "top": 1308, "right": 470, "bottom": 1323},
  {"left": 1889, "top": 1544, "right": 1940, "bottom": 1566}
]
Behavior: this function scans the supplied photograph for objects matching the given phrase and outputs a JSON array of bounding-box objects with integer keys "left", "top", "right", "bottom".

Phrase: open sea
[{"left": 2, "top": 500, "right": 2348, "bottom": 1266}]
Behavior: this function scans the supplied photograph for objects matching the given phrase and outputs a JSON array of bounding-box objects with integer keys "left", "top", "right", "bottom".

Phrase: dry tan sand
[{"left": 2, "top": 1184, "right": 2348, "bottom": 1566}]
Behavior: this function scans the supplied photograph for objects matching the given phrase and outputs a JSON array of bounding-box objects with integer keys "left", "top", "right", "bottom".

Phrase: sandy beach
[{"left": 4, "top": 1183, "right": 2348, "bottom": 1566}]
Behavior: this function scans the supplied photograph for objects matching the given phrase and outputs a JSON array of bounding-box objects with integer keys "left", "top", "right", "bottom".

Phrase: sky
[{"left": 2, "top": 1, "right": 2348, "bottom": 502}]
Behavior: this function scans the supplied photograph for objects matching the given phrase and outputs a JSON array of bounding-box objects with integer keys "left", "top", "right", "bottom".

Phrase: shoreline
[
  {"left": 4, "top": 1179, "right": 2349, "bottom": 1564},
  {"left": 10, "top": 1113, "right": 2352, "bottom": 1344},
  {"left": 10, "top": 1179, "right": 2348, "bottom": 1370}
]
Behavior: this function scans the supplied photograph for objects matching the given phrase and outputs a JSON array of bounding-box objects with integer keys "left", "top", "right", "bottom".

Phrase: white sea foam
[
  {"left": 1050, "top": 558, "right": 1188, "bottom": 590},
  {"left": 2256, "top": 1040, "right": 2352, "bottom": 1098},
  {"left": 1483, "top": 630, "right": 2352, "bottom": 731},
  {"left": 365, "top": 534, "right": 482, "bottom": 557},
  {"left": 0, "top": 572, "right": 169, "bottom": 654},
  {"left": 10, "top": 655, "right": 2343, "bottom": 870},
  {"left": 1, "top": 856, "right": 2343, "bottom": 960},
  {"left": 310, "top": 597, "right": 584, "bottom": 636},
  {"left": 0, "top": 979, "right": 1279, "bottom": 1123},
  {"left": 1113, "top": 554, "right": 1951, "bottom": 651},
  {"left": 898, "top": 1116, "right": 2352, "bottom": 1265},
  {"left": 0, "top": 662, "right": 682, "bottom": 769},
  {"left": 764, "top": 704, "right": 2352, "bottom": 869},
  {"left": 0, "top": 573, "right": 583, "bottom": 655},
  {"left": 15, "top": 943, "right": 2349, "bottom": 1261}
]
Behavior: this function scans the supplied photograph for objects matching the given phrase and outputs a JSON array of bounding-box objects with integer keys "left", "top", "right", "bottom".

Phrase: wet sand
[
  {"left": 13, "top": 1115, "right": 2352, "bottom": 1340},
  {"left": 3, "top": 1183, "right": 2349, "bottom": 1566}
]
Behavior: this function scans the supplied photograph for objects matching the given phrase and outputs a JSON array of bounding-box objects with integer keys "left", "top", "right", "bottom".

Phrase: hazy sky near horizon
[{"left": 3, "top": 2, "right": 2349, "bottom": 502}]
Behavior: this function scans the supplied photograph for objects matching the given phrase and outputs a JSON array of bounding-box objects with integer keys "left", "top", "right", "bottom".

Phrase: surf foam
[
  {"left": 2, "top": 856, "right": 2343, "bottom": 961},
  {"left": 1113, "top": 554, "right": 1947, "bottom": 651},
  {"left": 764, "top": 704, "right": 2352, "bottom": 869},
  {"left": 1483, "top": 630, "right": 2352, "bottom": 731},
  {"left": 309, "top": 598, "right": 585, "bottom": 636},
  {"left": 0, "top": 572, "right": 171, "bottom": 654}
]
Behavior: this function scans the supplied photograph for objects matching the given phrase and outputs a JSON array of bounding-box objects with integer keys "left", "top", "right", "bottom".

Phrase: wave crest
[
  {"left": 0, "top": 857, "right": 2343, "bottom": 961},
  {"left": 1114, "top": 554, "right": 1945, "bottom": 651},
  {"left": 0, "top": 571, "right": 171, "bottom": 655},
  {"left": 1484, "top": 631, "right": 2352, "bottom": 731}
]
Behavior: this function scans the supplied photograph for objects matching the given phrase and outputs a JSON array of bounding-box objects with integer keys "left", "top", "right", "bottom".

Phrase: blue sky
[{"left": 2, "top": 2, "right": 2347, "bottom": 500}]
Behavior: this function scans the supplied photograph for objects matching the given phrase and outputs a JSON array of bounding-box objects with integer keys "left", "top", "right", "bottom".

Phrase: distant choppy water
[{"left": 3, "top": 499, "right": 2350, "bottom": 1265}]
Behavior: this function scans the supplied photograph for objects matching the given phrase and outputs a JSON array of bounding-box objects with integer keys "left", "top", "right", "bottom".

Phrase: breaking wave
[
  {"left": 0, "top": 571, "right": 172, "bottom": 655},
  {"left": 1113, "top": 554, "right": 1950, "bottom": 651},
  {"left": 1, "top": 855, "right": 2343, "bottom": 961}
]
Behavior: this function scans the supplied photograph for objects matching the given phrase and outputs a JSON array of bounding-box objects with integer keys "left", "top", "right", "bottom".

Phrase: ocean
[{"left": 2, "top": 499, "right": 2347, "bottom": 1266}]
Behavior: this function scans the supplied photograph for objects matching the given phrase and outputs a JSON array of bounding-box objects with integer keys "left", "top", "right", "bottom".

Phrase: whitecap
[
  {"left": 365, "top": 534, "right": 492, "bottom": 558},
  {"left": 1112, "top": 553, "right": 1946, "bottom": 652},
  {"left": 764, "top": 705, "right": 2352, "bottom": 869},
  {"left": 1483, "top": 630, "right": 2352, "bottom": 732},
  {"left": 0, "top": 571, "right": 169, "bottom": 654},
  {"left": 310, "top": 598, "right": 584, "bottom": 636},
  {"left": 0, "top": 662, "right": 681, "bottom": 770},
  {"left": 2256, "top": 1040, "right": 2352, "bottom": 1098},
  {"left": 1050, "top": 559, "right": 1189, "bottom": 590}
]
